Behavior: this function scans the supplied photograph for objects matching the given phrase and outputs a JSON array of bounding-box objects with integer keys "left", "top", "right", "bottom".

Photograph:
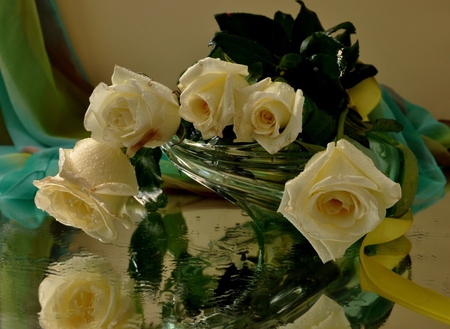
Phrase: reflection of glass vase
[{"left": 159, "top": 139, "right": 401, "bottom": 327}]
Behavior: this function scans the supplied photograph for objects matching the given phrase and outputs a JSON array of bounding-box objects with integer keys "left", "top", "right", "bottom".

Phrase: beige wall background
[{"left": 56, "top": 0, "right": 450, "bottom": 119}]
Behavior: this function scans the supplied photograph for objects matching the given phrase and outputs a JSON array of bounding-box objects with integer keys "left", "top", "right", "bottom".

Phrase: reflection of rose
[
  {"left": 234, "top": 78, "right": 304, "bottom": 154},
  {"left": 278, "top": 139, "right": 401, "bottom": 263},
  {"left": 279, "top": 294, "right": 351, "bottom": 328},
  {"left": 178, "top": 57, "right": 249, "bottom": 139},
  {"left": 84, "top": 65, "right": 180, "bottom": 157},
  {"left": 39, "top": 256, "right": 142, "bottom": 329},
  {"left": 33, "top": 138, "right": 139, "bottom": 242}
]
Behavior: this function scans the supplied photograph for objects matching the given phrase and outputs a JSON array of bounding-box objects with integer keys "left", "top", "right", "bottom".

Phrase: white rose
[
  {"left": 234, "top": 78, "right": 304, "bottom": 154},
  {"left": 278, "top": 294, "right": 351, "bottom": 328},
  {"left": 178, "top": 57, "right": 249, "bottom": 139},
  {"left": 278, "top": 139, "right": 401, "bottom": 263},
  {"left": 33, "top": 138, "right": 139, "bottom": 242},
  {"left": 39, "top": 256, "right": 142, "bottom": 329},
  {"left": 84, "top": 65, "right": 181, "bottom": 157}
]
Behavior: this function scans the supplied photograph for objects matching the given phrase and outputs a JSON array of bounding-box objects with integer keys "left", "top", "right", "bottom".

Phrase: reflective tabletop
[{"left": 1, "top": 186, "right": 449, "bottom": 328}]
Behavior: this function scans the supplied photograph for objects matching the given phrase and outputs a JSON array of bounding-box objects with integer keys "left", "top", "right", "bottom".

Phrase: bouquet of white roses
[
  {"left": 34, "top": 0, "right": 409, "bottom": 258},
  {"left": 32, "top": 1, "right": 450, "bottom": 326}
]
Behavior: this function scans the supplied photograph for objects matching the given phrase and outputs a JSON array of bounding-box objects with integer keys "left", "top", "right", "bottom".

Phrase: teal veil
[{"left": 0, "top": 0, "right": 90, "bottom": 227}]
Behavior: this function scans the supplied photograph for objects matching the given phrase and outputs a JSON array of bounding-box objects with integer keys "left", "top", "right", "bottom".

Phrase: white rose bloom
[
  {"left": 278, "top": 294, "right": 351, "bottom": 328},
  {"left": 84, "top": 65, "right": 180, "bottom": 157},
  {"left": 39, "top": 256, "right": 142, "bottom": 329},
  {"left": 178, "top": 57, "right": 249, "bottom": 139},
  {"left": 278, "top": 139, "right": 401, "bottom": 263},
  {"left": 234, "top": 78, "right": 304, "bottom": 154},
  {"left": 33, "top": 138, "right": 139, "bottom": 242}
]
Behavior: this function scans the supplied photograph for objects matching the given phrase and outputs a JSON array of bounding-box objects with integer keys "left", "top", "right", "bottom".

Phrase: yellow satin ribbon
[
  {"left": 359, "top": 211, "right": 450, "bottom": 325},
  {"left": 347, "top": 76, "right": 382, "bottom": 119}
]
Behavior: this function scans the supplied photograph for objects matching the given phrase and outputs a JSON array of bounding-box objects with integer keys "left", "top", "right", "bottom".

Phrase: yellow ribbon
[
  {"left": 359, "top": 210, "right": 450, "bottom": 324},
  {"left": 347, "top": 76, "right": 382, "bottom": 119}
]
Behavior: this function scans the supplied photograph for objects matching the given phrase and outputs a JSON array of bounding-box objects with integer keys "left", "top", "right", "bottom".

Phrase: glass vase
[
  {"left": 161, "top": 138, "right": 311, "bottom": 232},
  {"left": 159, "top": 138, "right": 402, "bottom": 328}
]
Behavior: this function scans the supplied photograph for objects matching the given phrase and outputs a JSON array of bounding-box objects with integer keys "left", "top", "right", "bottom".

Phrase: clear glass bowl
[
  {"left": 159, "top": 138, "right": 401, "bottom": 328},
  {"left": 161, "top": 138, "right": 311, "bottom": 231}
]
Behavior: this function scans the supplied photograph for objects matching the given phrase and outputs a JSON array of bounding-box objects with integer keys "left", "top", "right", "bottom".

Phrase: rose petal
[
  {"left": 85, "top": 66, "right": 180, "bottom": 152},
  {"left": 34, "top": 176, "right": 124, "bottom": 243},
  {"left": 234, "top": 80, "right": 304, "bottom": 154},
  {"left": 178, "top": 57, "right": 248, "bottom": 91},
  {"left": 59, "top": 138, "right": 138, "bottom": 196},
  {"left": 278, "top": 139, "right": 402, "bottom": 263},
  {"left": 179, "top": 62, "right": 249, "bottom": 139}
]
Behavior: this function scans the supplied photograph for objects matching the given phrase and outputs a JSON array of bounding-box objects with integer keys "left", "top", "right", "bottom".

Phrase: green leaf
[
  {"left": 209, "top": 32, "right": 278, "bottom": 75},
  {"left": 326, "top": 21, "right": 357, "bottom": 36},
  {"left": 208, "top": 45, "right": 227, "bottom": 61},
  {"left": 328, "top": 22, "right": 357, "bottom": 47},
  {"left": 291, "top": 0, "right": 325, "bottom": 51},
  {"left": 296, "top": 141, "right": 326, "bottom": 155},
  {"left": 214, "top": 13, "right": 290, "bottom": 56},
  {"left": 272, "top": 77, "right": 288, "bottom": 84},
  {"left": 370, "top": 119, "right": 403, "bottom": 133},
  {"left": 300, "top": 31, "right": 359, "bottom": 79},
  {"left": 300, "top": 32, "right": 342, "bottom": 58},
  {"left": 278, "top": 53, "right": 303, "bottom": 71},
  {"left": 302, "top": 99, "right": 338, "bottom": 145},
  {"left": 282, "top": 61, "right": 348, "bottom": 113},
  {"left": 341, "top": 40, "right": 360, "bottom": 73},
  {"left": 341, "top": 63, "right": 379, "bottom": 89},
  {"left": 274, "top": 11, "right": 295, "bottom": 40},
  {"left": 310, "top": 53, "right": 341, "bottom": 79},
  {"left": 183, "top": 118, "right": 203, "bottom": 141},
  {"left": 299, "top": 32, "right": 349, "bottom": 82},
  {"left": 246, "top": 62, "right": 264, "bottom": 84},
  {"left": 130, "top": 147, "right": 167, "bottom": 211},
  {"left": 343, "top": 108, "right": 370, "bottom": 147}
]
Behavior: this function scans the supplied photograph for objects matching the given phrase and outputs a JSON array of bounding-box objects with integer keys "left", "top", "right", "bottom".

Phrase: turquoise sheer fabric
[
  {"left": 0, "top": 0, "right": 90, "bottom": 227},
  {"left": 370, "top": 86, "right": 449, "bottom": 213}
]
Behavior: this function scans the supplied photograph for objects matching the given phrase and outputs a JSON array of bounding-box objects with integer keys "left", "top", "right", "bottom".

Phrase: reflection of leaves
[
  {"left": 326, "top": 245, "right": 403, "bottom": 328},
  {"left": 128, "top": 210, "right": 189, "bottom": 292},
  {"left": 196, "top": 226, "right": 340, "bottom": 326},
  {"left": 214, "top": 264, "right": 255, "bottom": 308},
  {"left": 172, "top": 256, "right": 217, "bottom": 316},
  {"left": 250, "top": 237, "right": 340, "bottom": 318},
  {"left": 162, "top": 212, "right": 188, "bottom": 258},
  {"left": 128, "top": 212, "right": 167, "bottom": 291}
]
